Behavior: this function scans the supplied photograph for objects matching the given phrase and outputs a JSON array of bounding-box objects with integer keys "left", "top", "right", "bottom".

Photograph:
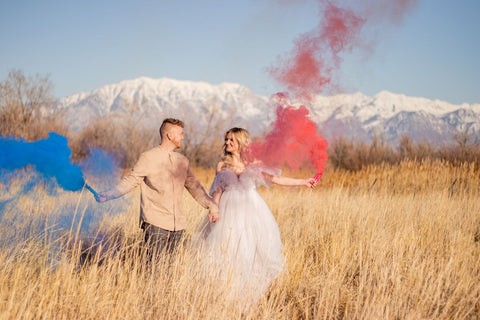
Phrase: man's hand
[
  {"left": 208, "top": 207, "right": 220, "bottom": 223},
  {"left": 95, "top": 192, "right": 108, "bottom": 203}
]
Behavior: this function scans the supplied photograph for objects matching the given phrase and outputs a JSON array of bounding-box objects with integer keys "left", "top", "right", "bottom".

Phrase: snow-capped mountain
[
  {"left": 55, "top": 77, "right": 480, "bottom": 145},
  {"left": 56, "top": 77, "right": 271, "bottom": 136},
  {"left": 310, "top": 91, "right": 480, "bottom": 144}
]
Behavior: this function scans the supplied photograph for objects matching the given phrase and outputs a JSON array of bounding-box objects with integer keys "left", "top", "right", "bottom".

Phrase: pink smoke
[
  {"left": 248, "top": 93, "right": 328, "bottom": 174},
  {"left": 269, "top": 1, "right": 365, "bottom": 97},
  {"left": 249, "top": 0, "right": 417, "bottom": 176},
  {"left": 269, "top": 0, "right": 418, "bottom": 97}
]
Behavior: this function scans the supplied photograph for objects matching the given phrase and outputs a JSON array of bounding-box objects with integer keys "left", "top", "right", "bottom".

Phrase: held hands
[{"left": 208, "top": 207, "right": 220, "bottom": 223}]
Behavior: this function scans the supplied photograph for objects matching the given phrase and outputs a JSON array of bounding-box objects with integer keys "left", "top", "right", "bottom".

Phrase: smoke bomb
[
  {"left": 312, "top": 173, "right": 322, "bottom": 184},
  {"left": 85, "top": 184, "right": 99, "bottom": 198}
]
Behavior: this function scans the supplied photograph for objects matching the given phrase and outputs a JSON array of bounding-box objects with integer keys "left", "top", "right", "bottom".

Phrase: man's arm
[
  {"left": 96, "top": 154, "right": 148, "bottom": 202},
  {"left": 184, "top": 167, "right": 219, "bottom": 222}
]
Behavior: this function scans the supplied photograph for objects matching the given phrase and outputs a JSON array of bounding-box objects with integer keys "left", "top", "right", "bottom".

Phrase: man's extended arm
[
  {"left": 96, "top": 154, "right": 148, "bottom": 202},
  {"left": 184, "top": 167, "right": 219, "bottom": 222}
]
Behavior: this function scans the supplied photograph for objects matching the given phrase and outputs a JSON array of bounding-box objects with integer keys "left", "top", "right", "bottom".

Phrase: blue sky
[{"left": 1, "top": 0, "right": 479, "bottom": 104}]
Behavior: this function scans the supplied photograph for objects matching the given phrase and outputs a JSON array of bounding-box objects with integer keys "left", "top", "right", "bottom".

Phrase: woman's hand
[
  {"left": 208, "top": 207, "right": 220, "bottom": 223},
  {"left": 305, "top": 178, "right": 316, "bottom": 188},
  {"left": 307, "top": 173, "right": 322, "bottom": 188}
]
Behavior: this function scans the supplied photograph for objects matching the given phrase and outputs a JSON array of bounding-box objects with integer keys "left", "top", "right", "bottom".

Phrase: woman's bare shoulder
[{"left": 216, "top": 161, "right": 226, "bottom": 174}]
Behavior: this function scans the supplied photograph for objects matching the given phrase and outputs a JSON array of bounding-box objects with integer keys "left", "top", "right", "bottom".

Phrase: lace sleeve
[
  {"left": 247, "top": 164, "right": 282, "bottom": 188},
  {"left": 209, "top": 172, "right": 227, "bottom": 196}
]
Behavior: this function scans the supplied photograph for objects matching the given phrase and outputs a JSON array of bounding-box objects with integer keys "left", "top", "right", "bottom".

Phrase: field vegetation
[
  {"left": 1, "top": 161, "right": 479, "bottom": 319},
  {"left": 1, "top": 70, "right": 480, "bottom": 319}
]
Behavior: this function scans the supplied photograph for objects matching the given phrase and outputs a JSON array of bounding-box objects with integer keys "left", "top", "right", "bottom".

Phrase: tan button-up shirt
[{"left": 104, "top": 146, "right": 216, "bottom": 231}]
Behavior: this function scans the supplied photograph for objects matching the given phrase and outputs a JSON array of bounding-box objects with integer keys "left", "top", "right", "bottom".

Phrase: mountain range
[{"left": 55, "top": 77, "right": 480, "bottom": 146}]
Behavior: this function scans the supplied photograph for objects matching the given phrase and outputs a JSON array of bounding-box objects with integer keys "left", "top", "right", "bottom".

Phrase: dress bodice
[{"left": 209, "top": 164, "right": 281, "bottom": 195}]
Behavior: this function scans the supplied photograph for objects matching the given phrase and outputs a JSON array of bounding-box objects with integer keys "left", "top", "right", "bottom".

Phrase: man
[{"left": 96, "top": 118, "right": 219, "bottom": 255}]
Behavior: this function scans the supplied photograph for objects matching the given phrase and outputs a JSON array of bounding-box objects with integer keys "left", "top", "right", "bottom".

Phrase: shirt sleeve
[{"left": 103, "top": 153, "right": 148, "bottom": 200}]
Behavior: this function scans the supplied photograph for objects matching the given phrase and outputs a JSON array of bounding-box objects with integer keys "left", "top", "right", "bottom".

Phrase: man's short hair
[{"left": 159, "top": 118, "right": 184, "bottom": 137}]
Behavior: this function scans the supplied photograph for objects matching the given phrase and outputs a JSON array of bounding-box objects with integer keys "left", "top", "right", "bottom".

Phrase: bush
[
  {"left": 327, "top": 132, "right": 480, "bottom": 171},
  {"left": 327, "top": 133, "right": 397, "bottom": 171},
  {"left": 0, "top": 69, "right": 68, "bottom": 140},
  {"left": 71, "top": 116, "right": 157, "bottom": 169}
]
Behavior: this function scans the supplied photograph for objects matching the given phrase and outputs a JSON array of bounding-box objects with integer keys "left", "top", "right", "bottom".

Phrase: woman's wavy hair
[{"left": 222, "top": 127, "right": 251, "bottom": 166}]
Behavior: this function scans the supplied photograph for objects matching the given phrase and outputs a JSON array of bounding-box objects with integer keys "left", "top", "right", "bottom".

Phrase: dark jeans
[{"left": 141, "top": 222, "right": 185, "bottom": 258}]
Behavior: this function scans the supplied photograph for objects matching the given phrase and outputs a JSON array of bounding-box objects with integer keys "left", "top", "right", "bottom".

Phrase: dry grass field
[{"left": 0, "top": 160, "right": 479, "bottom": 319}]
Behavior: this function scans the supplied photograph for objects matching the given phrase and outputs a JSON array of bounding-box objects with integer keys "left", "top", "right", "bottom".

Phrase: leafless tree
[
  {"left": 447, "top": 128, "right": 480, "bottom": 163},
  {"left": 0, "top": 69, "right": 67, "bottom": 140},
  {"left": 178, "top": 98, "right": 237, "bottom": 167},
  {"left": 72, "top": 97, "right": 157, "bottom": 168}
]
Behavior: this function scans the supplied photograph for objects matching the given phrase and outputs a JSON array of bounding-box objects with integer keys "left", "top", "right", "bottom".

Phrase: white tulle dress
[{"left": 194, "top": 164, "right": 286, "bottom": 303}]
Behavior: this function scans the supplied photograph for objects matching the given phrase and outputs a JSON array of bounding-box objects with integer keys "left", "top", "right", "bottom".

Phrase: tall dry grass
[{"left": 0, "top": 160, "right": 479, "bottom": 319}]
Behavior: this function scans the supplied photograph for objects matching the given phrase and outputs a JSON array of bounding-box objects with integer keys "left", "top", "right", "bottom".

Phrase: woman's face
[{"left": 225, "top": 132, "right": 240, "bottom": 154}]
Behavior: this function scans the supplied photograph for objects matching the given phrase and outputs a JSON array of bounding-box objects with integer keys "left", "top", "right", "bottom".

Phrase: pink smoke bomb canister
[{"left": 312, "top": 173, "right": 322, "bottom": 185}]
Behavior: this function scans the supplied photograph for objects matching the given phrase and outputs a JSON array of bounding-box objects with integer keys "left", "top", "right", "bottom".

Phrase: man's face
[{"left": 170, "top": 125, "right": 184, "bottom": 149}]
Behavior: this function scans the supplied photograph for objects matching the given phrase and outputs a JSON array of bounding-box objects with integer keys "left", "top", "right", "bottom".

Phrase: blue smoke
[
  {"left": 0, "top": 132, "right": 85, "bottom": 191},
  {"left": 0, "top": 132, "right": 125, "bottom": 260},
  {"left": 79, "top": 148, "right": 120, "bottom": 185}
]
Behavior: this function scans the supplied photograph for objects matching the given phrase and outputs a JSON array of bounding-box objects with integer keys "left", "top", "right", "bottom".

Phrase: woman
[{"left": 194, "top": 127, "right": 316, "bottom": 304}]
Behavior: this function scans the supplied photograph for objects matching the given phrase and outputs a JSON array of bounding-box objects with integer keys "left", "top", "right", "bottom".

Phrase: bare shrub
[
  {"left": 368, "top": 131, "right": 396, "bottom": 164},
  {"left": 329, "top": 131, "right": 480, "bottom": 172},
  {"left": 398, "top": 135, "right": 436, "bottom": 161},
  {"left": 437, "top": 129, "right": 480, "bottom": 165},
  {"left": 69, "top": 96, "right": 237, "bottom": 169},
  {"left": 177, "top": 98, "right": 236, "bottom": 168},
  {"left": 398, "top": 135, "right": 415, "bottom": 159},
  {"left": 71, "top": 99, "right": 157, "bottom": 168},
  {"left": 328, "top": 136, "right": 356, "bottom": 170},
  {"left": 328, "top": 132, "right": 396, "bottom": 171},
  {"left": 0, "top": 69, "right": 68, "bottom": 140},
  {"left": 72, "top": 118, "right": 156, "bottom": 168}
]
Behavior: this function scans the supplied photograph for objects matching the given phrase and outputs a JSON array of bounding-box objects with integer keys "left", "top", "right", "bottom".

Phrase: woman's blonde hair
[{"left": 222, "top": 127, "right": 250, "bottom": 166}]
